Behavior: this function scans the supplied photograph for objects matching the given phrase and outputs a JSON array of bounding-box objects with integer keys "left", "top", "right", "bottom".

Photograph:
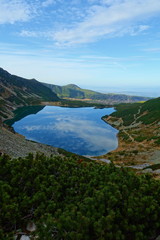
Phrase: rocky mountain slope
[
  {"left": 0, "top": 67, "right": 158, "bottom": 163},
  {"left": 0, "top": 67, "right": 59, "bottom": 122},
  {"left": 0, "top": 126, "right": 59, "bottom": 158},
  {"left": 43, "top": 82, "right": 150, "bottom": 104}
]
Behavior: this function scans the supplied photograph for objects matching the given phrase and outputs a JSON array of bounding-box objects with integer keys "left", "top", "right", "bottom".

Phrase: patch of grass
[{"left": 135, "top": 136, "right": 147, "bottom": 142}]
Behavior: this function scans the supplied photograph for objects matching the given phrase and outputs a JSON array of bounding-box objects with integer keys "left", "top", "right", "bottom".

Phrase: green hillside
[
  {"left": 111, "top": 97, "right": 160, "bottom": 126},
  {"left": 43, "top": 83, "right": 85, "bottom": 99},
  {"left": 101, "top": 97, "right": 160, "bottom": 165},
  {"left": 43, "top": 83, "right": 150, "bottom": 103},
  {"left": 1, "top": 153, "right": 160, "bottom": 240}
]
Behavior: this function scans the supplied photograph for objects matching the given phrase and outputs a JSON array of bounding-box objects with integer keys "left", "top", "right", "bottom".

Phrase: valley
[
  {"left": 1, "top": 1, "right": 160, "bottom": 238},
  {"left": 0, "top": 67, "right": 160, "bottom": 239},
  {"left": 0, "top": 67, "right": 159, "bottom": 168}
]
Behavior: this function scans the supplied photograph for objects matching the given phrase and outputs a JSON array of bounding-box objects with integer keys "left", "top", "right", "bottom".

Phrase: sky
[{"left": 0, "top": 0, "right": 160, "bottom": 96}]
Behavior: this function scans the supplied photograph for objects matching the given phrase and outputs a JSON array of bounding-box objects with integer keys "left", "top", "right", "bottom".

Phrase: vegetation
[
  {"left": 0, "top": 67, "right": 59, "bottom": 122},
  {"left": 59, "top": 99, "right": 107, "bottom": 108},
  {"left": 0, "top": 67, "right": 59, "bottom": 102},
  {"left": 110, "top": 97, "right": 160, "bottom": 126},
  {"left": 1, "top": 154, "right": 160, "bottom": 239},
  {"left": 101, "top": 97, "right": 160, "bottom": 166},
  {"left": 145, "top": 163, "right": 160, "bottom": 171},
  {"left": 4, "top": 106, "right": 45, "bottom": 126},
  {"left": 138, "top": 97, "right": 160, "bottom": 124},
  {"left": 43, "top": 83, "right": 150, "bottom": 103}
]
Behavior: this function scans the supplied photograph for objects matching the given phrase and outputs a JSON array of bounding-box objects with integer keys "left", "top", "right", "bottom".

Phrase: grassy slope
[
  {"left": 101, "top": 97, "right": 160, "bottom": 166},
  {"left": 111, "top": 97, "right": 160, "bottom": 125},
  {"left": 43, "top": 82, "right": 150, "bottom": 103}
]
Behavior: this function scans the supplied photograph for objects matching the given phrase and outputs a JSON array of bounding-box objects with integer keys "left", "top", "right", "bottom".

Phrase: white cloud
[
  {"left": 144, "top": 48, "right": 160, "bottom": 53},
  {"left": 42, "top": 0, "right": 55, "bottom": 7},
  {"left": 52, "top": 0, "right": 160, "bottom": 46},
  {"left": 20, "top": 30, "right": 39, "bottom": 37},
  {"left": 21, "top": 115, "right": 118, "bottom": 153},
  {"left": 0, "top": 0, "right": 34, "bottom": 24},
  {"left": 19, "top": 29, "right": 53, "bottom": 39}
]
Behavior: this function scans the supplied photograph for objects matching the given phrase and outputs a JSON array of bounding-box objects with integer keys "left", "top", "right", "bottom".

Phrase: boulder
[{"left": 26, "top": 222, "right": 36, "bottom": 232}]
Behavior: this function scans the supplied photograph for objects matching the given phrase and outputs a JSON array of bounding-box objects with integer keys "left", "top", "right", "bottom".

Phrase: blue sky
[{"left": 0, "top": 0, "right": 160, "bottom": 95}]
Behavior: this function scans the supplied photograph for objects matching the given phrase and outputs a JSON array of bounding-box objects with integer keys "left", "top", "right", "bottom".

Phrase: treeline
[
  {"left": 1, "top": 154, "right": 160, "bottom": 239},
  {"left": 60, "top": 99, "right": 106, "bottom": 108}
]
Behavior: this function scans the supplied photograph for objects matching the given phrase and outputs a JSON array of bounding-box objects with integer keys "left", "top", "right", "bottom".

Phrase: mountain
[
  {"left": 101, "top": 97, "right": 160, "bottom": 166},
  {"left": 43, "top": 83, "right": 86, "bottom": 99},
  {"left": 110, "top": 97, "right": 160, "bottom": 126},
  {"left": 0, "top": 68, "right": 59, "bottom": 121},
  {"left": 43, "top": 82, "right": 150, "bottom": 104}
]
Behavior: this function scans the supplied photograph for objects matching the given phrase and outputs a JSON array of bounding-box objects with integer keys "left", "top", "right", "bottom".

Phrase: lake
[{"left": 12, "top": 106, "right": 118, "bottom": 156}]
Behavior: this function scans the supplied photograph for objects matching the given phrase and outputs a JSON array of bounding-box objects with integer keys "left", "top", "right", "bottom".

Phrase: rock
[
  {"left": 155, "top": 235, "right": 160, "bottom": 240},
  {"left": 26, "top": 222, "right": 36, "bottom": 232},
  {"left": 99, "top": 159, "right": 111, "bottom": 164},
  {"left": 20, "top": 236, "right": 30, "bottom": 240},
  {"left": 128, "top": 163, "right": 150, "bottom": 169},
  {"left": 153, "top": 169, "right": 160, "bottom": 174},
  {"left": 142, "top": 168, "right": 153, "bottom": 173}
]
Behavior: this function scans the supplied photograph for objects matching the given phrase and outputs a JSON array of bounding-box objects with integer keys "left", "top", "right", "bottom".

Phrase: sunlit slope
[
  {"left": 102, "top": 97, "right": 160, "bottom": 165},
  {"left": 43, "top": 82, "right": 150, "bottom": 103},
  {"left": 111, "top": 97, "right": 160, "bottom": 126}
]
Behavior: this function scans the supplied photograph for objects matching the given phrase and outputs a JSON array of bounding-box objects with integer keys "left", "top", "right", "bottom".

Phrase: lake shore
[
  {"left": 0, "top": 103, "right": 114, "bottom": 158},
  {"left": 98, "top": 115, "right": 160, "bottom": 167},
  {"left": 0, "top": 125, "right": 59, "bottom": 158}
]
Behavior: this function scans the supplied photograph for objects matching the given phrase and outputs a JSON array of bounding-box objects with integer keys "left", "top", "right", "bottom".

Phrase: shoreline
[
  {"left": 1, "top": 102, "right": 160, "bottom": 177},
  {"left": 0, "top": 102, "right": 109, "bottom": 158},
  {"left": 98, "top": 115, "right": 160, "bottom": 167}
]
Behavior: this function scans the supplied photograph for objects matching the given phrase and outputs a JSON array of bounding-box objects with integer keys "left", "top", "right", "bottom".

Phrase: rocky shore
[
  {"left": 0, "top": 125, "right": 59, "bottom": 158},
  {"left": 101, "top": 115, "right": 160, "bottom": 164}
]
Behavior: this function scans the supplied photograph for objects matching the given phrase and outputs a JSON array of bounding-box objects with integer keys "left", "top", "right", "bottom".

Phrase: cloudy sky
[{"left": 0, "top": 0, "right": 160, "bottom": 94}]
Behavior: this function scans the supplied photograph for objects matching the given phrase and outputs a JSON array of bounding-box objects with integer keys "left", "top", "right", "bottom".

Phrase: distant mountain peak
[
  {"left": 43, "top": 82, "right": 151, "bottom": 103},
  {"left": 64, "top": 84, "right": 81, "bottom": 90}
]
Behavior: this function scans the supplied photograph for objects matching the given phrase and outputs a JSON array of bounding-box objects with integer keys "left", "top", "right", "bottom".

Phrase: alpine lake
[{"left": 11, "top": 106, "right": 118, "bottom": 156}]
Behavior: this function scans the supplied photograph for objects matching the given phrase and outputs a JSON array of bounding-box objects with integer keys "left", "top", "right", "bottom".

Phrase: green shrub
[{"left": 1, "top": 154, "right": 160, "bottom": 239}]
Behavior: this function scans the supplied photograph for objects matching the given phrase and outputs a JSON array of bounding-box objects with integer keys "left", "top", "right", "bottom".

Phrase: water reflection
[{"left": 13, "top": 106, "right": 118, "bottom": 156}]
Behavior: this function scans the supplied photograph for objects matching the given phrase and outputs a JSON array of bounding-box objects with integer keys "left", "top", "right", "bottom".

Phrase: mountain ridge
[
  {"left": 43, "top": 82, "right": 151, "bottom": 104},
  {"left": 0, "top": 67, "right": 59, "bottom": 122}
]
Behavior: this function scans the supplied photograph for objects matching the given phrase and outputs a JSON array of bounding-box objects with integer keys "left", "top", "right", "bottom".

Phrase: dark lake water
[{"left": 12, "top": 106, "right": 118, "bottom": 156}]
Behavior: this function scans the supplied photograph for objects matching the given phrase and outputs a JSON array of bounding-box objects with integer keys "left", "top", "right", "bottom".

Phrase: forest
[{"left": 1, "top": 153, "right": 160, "bottom": 240}]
